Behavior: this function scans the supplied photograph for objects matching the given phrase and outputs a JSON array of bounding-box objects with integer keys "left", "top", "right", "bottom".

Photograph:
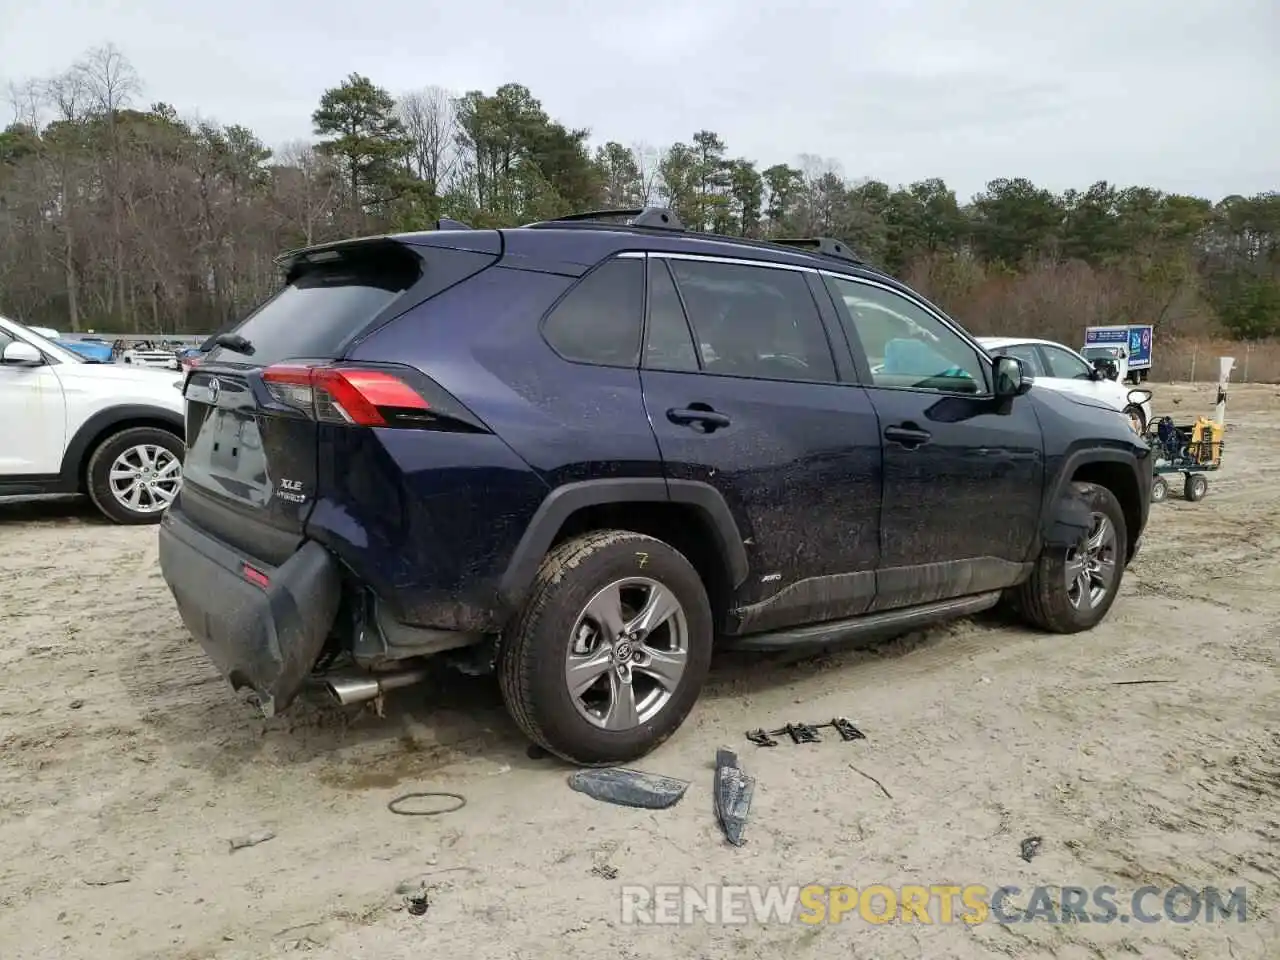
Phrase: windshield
[
  {"left": 0, "top": 316, "right": 84, "bottom": 363},
  {"left": 1082, "top": 345, "right": 1121, "bottom": 359}
]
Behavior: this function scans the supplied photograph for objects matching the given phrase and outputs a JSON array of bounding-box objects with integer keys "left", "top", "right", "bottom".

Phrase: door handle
[
  {"left": 884, "top": 424, "right": 931, "bottom": 448},
  {"left": 667, "top": 407, "right": 731, "bottom": 430}
]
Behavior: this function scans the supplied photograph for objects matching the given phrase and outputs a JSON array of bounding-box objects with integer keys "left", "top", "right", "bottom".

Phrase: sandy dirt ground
[{"left": 2, "top": 381, "right": 1278, "bottom": 960}]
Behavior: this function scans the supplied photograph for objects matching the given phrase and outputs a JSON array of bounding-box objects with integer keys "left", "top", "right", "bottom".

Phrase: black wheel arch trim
[
  {"left": 498, "top": 477, "right": 749, "bottom": 609},
  {"left": 59, "top": 405, "right": 185, "bottom": 489},
  {"left": 1040, "top": 446, "right": 1148, "bottom": 551}
]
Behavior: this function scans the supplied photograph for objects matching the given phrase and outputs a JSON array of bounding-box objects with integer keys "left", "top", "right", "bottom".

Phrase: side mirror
[
  {"left": 2, "top": 341, "right": 44, "bottom": 366},
  {"left": 993, "top": 355, "right": 1033, "bottom": 398},
  {"left": 1127, "top": 388, "right": 1153, "bottom": 406}
]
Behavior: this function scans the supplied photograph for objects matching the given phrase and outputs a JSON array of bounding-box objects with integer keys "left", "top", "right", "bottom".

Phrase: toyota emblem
[{"left": 207, "top": 377, "right": 221, "bottom": 403}]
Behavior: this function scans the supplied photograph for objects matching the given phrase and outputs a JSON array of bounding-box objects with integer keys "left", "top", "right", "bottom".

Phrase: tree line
[{"left": 1, "top": 44, "right": 1277, "bottom": 348}]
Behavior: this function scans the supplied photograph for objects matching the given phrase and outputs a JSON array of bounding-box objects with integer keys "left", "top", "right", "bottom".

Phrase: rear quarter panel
[
  {"left": 305, "top": 424, "right": 550, "bottom": 631},
  {"left": 335, "top": 263, "right": 667, "bottom": 630},
  {"left": 349, "top": 264, "right": 666, "bottom": 489}
]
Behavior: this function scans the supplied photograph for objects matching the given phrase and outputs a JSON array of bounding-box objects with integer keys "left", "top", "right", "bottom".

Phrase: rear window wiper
[{"left": 214, "top": 333, "right": 254, "bottom": 354}]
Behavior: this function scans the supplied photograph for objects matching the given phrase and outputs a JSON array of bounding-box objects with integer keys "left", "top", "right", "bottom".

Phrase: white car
[
  {"left": 0, "top": 316, "right": 186, "bottom": 524},
  {"left": 978, "top": 336, "right": 1154, "bottom": 433}
]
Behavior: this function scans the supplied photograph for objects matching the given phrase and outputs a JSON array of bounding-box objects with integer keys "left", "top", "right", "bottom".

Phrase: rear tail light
[
  {"left": 242, "top": 563, "right": 271, "bottom": 589},
  {"left": 261, "top": 363, "right": 486, "bottom": 432}
]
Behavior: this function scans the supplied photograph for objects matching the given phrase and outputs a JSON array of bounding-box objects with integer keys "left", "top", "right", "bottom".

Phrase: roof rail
[
  {"left": 533, "top": 207, "right": 686, "bottom": 232},
  {"left": 769, "top": 237, "right": 863, "bottom": 265},
  {"left": 434, "top": 218, "right": 473, "bottom": 231}
]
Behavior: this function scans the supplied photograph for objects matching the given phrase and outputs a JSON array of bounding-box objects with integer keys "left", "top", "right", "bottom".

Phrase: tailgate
[
  {"left": 179, "top": 366, "right": 319, "bottom": 563},
  {"left": 172, "top": 235, "right": 499, "bottom": 563}
]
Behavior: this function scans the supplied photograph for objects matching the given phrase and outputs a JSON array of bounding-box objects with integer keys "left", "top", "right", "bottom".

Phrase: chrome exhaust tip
[{"left": 324, "top": 668, "right": 429, "bottom": 706}]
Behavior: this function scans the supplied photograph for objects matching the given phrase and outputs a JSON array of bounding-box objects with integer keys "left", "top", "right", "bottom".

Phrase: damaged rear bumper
[{"left": 158, "top": 509, "right": 341, "bottom": 717}]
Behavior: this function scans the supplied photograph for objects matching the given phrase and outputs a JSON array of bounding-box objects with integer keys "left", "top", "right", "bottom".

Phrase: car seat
[{"left": 883, "top": 337, "right": 970, "bottom": 381}]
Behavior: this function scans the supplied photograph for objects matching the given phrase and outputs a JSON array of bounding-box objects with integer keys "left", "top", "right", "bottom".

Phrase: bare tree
[
  {"left": 35, "top": 68, "right": 97, "bottom": 331},
  {"left": 6, "top": 79, "right": 44, "bottom": 128},
  {"left": 74, "top": 43, "right": 139, "bottom": 116},
  {"left": 631, "top": 141, "right": 663, "bottom": 206},
  {"left": 396, "top": 86, "right": 457, "bottom": 193},
  {"left": 273, "top": 141, "right": 343, "bottom": 246},
  {"left": 74, "top": 44, "right": 139, "bottom": 321}
]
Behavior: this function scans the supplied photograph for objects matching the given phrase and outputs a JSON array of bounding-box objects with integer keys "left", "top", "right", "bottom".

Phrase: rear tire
[
  {"left": 1184, "top": 474, "right": 1208, "bottom": 502},
  {"left": 86, "top": 426, "right": 185, "bottom": 525},
  {"left": 1015, "top": 482, "right": 1128, "bottom": 634},
  {"left": 498, "top": 530, "right": 714, "bottom": 766}
]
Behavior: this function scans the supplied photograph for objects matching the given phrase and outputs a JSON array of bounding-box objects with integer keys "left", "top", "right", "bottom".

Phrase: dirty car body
[{"left": 158, "top": 210, "right": 1152, "bottom": 763}]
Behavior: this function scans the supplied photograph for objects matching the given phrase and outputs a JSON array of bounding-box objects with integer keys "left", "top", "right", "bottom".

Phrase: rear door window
[
  {"left": 665, "top": 258, "right": 836, "bottom": 383},
  {"left": 643, "top": 258, "right": 700, "bottom": 373},
  {"left": 541, "top": 258, "right": 644, "bottom": 367}
]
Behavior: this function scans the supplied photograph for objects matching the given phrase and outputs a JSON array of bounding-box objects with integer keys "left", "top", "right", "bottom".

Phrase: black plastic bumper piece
[{"left": 158, "top": 508, "right": 341, "bottom": 717}]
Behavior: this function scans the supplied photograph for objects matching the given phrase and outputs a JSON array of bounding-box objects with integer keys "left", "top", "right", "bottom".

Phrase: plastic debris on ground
[
  {"left": 746, "top": 717, "right": 867, "bottom": 746},
  {"left": 567, "top": 767, "right": 691, "bottom": 810},
  {"left": 714, "top": 748, "right": 755, "bottom": 847}
]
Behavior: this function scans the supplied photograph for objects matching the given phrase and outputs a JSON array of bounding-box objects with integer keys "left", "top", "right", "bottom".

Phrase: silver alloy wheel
[
  {"left": 109, "top": 444, "right": 182, "bottom": 514},
  {"left": 564, "top": 576, "right": 690, "bottom": 731},
  {"left": 1065, "top": 512, "right": 1118, "bottom": 611}
]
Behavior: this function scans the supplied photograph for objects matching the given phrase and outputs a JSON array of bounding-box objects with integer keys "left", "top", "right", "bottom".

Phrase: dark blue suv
[{"left": 158, "top": 208, "right": 1151, "bottom": 765}]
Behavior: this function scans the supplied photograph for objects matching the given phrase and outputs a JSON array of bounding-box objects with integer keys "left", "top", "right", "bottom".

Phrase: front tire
[
  {"left": 498, "top": 530, "right": 714, "bottom": 766},
  {"left": 1124, "top": 404, "right": 1146, "bottom": 435},
  {"left": 1015, "top": 482, "right": 1128, "bottom": 634},
  {"left": 1151, "top": 475, "right": 1168, "bottom": 503},
  {"left": 85, "top": 426, "right": 185, "bottom": 525}
]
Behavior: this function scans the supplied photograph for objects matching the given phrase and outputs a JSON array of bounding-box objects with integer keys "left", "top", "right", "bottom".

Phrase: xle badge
[{"left": 276, "top": 478, "right": 306, "bottom": 504}]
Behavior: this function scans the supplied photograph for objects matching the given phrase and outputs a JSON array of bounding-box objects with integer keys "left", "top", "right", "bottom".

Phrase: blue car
[
  {"left": 56, "top": 337, "right": 115, "bottom": 363},
  {"left": 157, "top": 207, "right": 1152, "bottom": 764}
]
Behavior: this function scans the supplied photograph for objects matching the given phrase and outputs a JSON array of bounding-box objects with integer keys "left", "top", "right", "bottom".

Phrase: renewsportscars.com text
[{"left": 619, "top": 883, "right": 1249, "bottom": 925}]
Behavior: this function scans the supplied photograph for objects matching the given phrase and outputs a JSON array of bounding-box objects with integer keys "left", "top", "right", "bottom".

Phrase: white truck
[{"left": 1081, "top": 324, "right": 1153, "bottom": 385}]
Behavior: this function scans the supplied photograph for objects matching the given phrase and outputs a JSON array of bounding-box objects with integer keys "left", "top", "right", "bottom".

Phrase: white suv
[{"left": 0, "top": 316, "right": 186, "bottom": 523}]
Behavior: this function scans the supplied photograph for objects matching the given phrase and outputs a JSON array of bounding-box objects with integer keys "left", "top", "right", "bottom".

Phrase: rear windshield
[{"left": 209, "top": 244, "right": 422, "bottom": 366}]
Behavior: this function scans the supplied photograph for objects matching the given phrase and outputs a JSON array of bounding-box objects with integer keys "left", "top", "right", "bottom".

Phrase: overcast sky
[{"left": 1, "top": 0, "right": 1276, "bottom": 201}]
